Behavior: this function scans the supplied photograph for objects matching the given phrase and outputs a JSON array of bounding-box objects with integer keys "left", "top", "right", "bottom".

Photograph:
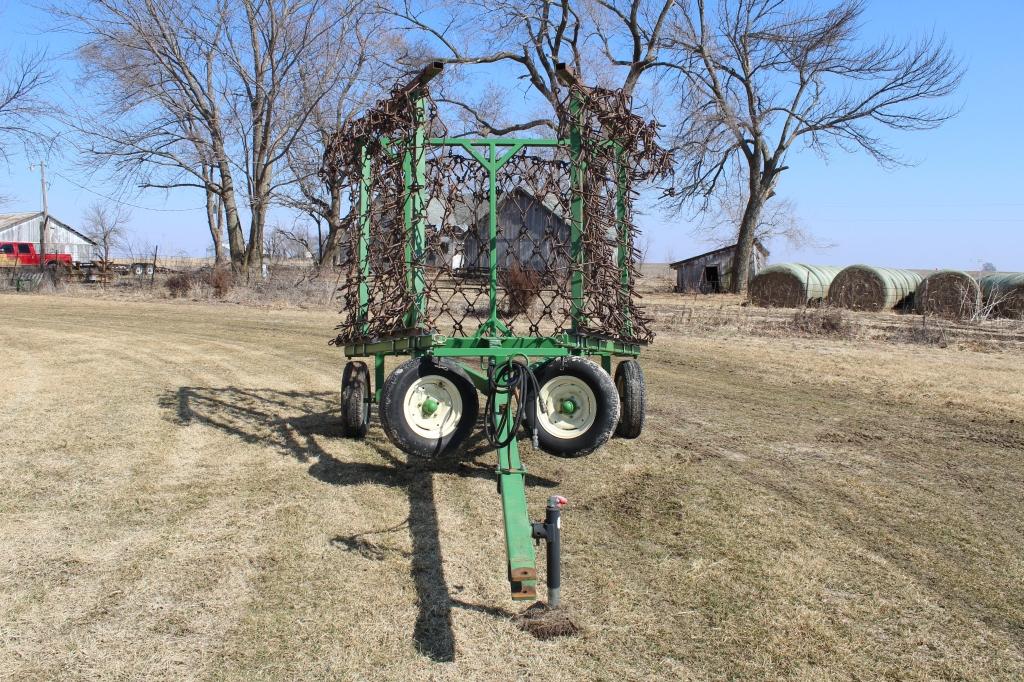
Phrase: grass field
[{"left": 2, "top": 293, "right": 1023, "bottom": 680}]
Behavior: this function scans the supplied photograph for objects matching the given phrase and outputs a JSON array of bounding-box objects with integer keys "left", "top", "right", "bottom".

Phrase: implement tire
[
  {"left": 527, "top": 356, "right": 619, "bottom": 458},
  {"left": 340, "top": 361, "right": 371, "bottom": 438},
  {"left": 614, "top": 359, "right": 646, "bottom": 439},
  {"left": 379, "top": 357, "right": 478, "bottom": 458}
]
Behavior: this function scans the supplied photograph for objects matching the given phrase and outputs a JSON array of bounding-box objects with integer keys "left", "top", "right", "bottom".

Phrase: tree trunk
[
  {"left": 318, "top": 184, "right": 344, "bottom": 266},
  {"left": 244, "top": 170, "right": 272, "bottom": 271},
  {"left": 216, "top": 158, "right": 246, "bottom": 272},
  {"left": 204, "top": 184, "right": 224, "bottom": 266},
  {"left": 730, "top": 182, "right": 766, "bottom": 295}
]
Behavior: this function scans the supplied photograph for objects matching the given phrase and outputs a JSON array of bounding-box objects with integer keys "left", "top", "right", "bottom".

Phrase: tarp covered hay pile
[
  {"left": 916, "top": 270, "right": 981, "bottom": 319},
  {"left": 748, "top": 263, "right": 842, "bottom": 308},
  {"left": 980, "top": 272, "right": 1024, "bottom": 319},
  {"left": 827, "top": 265, "right": 921, "bottom": 311}
]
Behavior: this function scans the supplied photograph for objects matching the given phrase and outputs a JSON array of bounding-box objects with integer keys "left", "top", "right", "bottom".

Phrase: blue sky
[{"left": 1, "top": 0, "right": 1021, "bottom": 269}]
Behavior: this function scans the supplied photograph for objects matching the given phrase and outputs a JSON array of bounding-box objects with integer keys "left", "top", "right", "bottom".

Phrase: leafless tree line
[
  {"left": 0, "top": 1, "right": 962, "bottom": 286},
  {"left": 49, "top": 0, "right": 395, "bottom": 272}
]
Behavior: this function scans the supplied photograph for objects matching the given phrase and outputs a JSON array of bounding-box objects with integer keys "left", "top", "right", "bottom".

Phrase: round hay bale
[
  {"left": 827, "top": 265, "right": 922, "bottom": 311},
  {"left": 916, "top": 270, "right": 981, "bottom": 319},
  {"left": 748, "top": 263, "right": 842, "bottom": 308},
  {"left": 979, "top": 272, "right": 1024, "bottom": 319}
]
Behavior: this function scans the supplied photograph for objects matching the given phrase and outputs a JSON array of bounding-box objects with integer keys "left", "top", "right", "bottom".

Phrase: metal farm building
[
  {"left": 0, "top": 212, "right": 97, "bottom": 263},
  {"left": 670, "top": 240, "right": 768, "bottom": 293}
]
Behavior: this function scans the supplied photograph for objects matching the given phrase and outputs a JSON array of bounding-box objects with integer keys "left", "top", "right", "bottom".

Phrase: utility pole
[{"left": 33, "top": 161, "right": 49, "bottom": 272}]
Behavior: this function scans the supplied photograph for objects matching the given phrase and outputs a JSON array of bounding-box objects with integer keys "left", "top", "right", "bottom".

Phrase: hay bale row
[
  {"left": 916, "top": 270, "right": 981, "bottom": 318},
  {"left": 748, "top": 263, "right": 842, "bottom": 307},
  {"left": 979, "top": 272, "right": 1024, "bottom": 319},
  {"left": 826, "top": 265, "right": 921, "bottom": 311}
]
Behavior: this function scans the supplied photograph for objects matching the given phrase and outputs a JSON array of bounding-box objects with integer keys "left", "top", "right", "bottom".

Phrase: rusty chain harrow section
[
  {"left": 557, "top": 85, "right": 670, "bottom": 343},
  {"left": 322, "top": 79, "right": 667, "bottom": 346}
]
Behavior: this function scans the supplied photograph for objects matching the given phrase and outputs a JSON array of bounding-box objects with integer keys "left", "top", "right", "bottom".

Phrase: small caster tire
[
  {"left": 379, "top": 357, "right": 479, "bottom": 458},
  {"left": 527, "top": 356, "right": 619, "bottom": 457},
  {"left": 614, "top": 359, "right": 646, "bottom": 439},
  {"left": 340, "top": 360, "right": 371, "bottom": 438}
]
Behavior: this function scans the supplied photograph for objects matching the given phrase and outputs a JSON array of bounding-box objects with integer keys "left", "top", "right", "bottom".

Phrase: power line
[{"left": 52, "top": 171, "right": 205, "bottom": 212}]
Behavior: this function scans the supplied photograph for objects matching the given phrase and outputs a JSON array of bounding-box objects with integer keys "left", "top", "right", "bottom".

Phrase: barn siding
[
  {"left": 672, "top": 244, "right": 767, "bottom": 293},
  {"left": 0, "top": 215, "right": 97, "bottom": 263},
  {"left": 463, "top": 193, "right": 569, "bottom": 272}
]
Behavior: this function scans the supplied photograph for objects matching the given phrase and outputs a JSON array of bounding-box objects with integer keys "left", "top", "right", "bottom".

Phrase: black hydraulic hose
[{"left": 484, "top": 358, "right": 541, "bottom": 449}]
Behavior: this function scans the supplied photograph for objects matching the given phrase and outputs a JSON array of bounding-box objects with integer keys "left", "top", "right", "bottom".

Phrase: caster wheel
[
  {"left": 527, "top": 356, "right": 619, "bottom": 457},
  {"left": 614, "top": 359, "right": 646, "bottom": 438},
  {"left": 379, "top": 357, "right": 479, "bottom": 458},
  {"left": 341, "top": 360, "right": 371, "bottom": 438}
]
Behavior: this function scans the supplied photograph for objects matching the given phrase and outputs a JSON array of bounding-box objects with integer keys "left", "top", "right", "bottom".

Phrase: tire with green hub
[
  {"left": 614, "top": 359, "right": 646, "bottom": 439},
  {"left": 528, "top": 356, "right": 619, "bottom": 458},
  {"left": 340, "top": 360, "right": 371, "bottom": 438},
  {"left": 379, "top": 357, "right": 479, "bottom": 458}
]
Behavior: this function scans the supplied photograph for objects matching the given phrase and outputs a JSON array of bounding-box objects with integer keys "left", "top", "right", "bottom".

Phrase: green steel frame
[{"left": 343, "top": 63, "right": 642, "bottom": 600}]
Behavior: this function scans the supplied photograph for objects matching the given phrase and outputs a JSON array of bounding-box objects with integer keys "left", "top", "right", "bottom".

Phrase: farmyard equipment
[{"left": 325, "top": 62, "right": 665, "bottom": 605}]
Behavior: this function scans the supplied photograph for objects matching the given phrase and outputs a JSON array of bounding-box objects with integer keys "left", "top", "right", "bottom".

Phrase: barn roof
[
  {"left": 669, "top": 239, "right": 769, "bottom": 268},
  {"left": 426, "top": 187, "right": 567, "bottom": 227},
  {"left": 0, "top": 211, "right": 97, "bottom": 245}
]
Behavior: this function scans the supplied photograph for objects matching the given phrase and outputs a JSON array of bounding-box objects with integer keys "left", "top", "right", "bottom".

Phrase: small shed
[
  {"left": 0, "top": 212, "right": 97, "bottom": 263},
  {"left": 670, "top": 240, "right": 769, "bottom": 293}
]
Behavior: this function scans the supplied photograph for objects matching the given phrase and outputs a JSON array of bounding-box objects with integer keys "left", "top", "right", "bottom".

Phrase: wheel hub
[
  {"left": 537, "top": 376, "right": 596, "bottom": 439},
  {"left": 403, "top": 376, "right": 463, "bottom": 439}
]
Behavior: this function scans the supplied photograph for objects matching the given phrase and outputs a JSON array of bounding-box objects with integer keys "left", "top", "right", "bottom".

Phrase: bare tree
[
  {"left": 389, "top": 0, "right": 677, "bottom": 133},
  {"left": 694, "top": 178, "right": 831, "bottom": 252},
  {"left": 54, "top": 0, "right": 361, "bottom": 272},
  {"left": 277, "top": 10, "right": 391, "bottom": 266},
  {"left": 664, "top": 0, "right": 962, "bottom": 293},
  {"left": 0, "top": 47, "right": 53, "bottom": 162},
  {"left": 83, "top": 201, "right": 131, "bottom": 265},
  {"left": 54, "top": 0, "right": 250, "bottom": 268}
]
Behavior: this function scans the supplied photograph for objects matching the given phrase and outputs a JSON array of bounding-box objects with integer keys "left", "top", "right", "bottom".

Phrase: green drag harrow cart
[{"left": 327, "top": 62, "right": 665, "bottom": 606}]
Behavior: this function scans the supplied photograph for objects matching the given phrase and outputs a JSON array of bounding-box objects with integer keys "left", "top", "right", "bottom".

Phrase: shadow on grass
[{"left": 160, "top": 386, "right": 555, "bottom": 662}]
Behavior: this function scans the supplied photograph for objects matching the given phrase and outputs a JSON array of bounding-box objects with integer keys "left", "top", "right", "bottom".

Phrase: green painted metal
[
  {"left": 358, "top": 143, "right": 371, "bottom": 332},
  {"left": 487, "top": 144, "right": 500, "bottom": 332},
  {"left": 568, "top": 91, "right": 585, "bottom": 333},
  {"left": 615, "top": 142, "right": 632, "bottom": 337},
  {"left": 494, "top": 387, "right": 537, "bottom": 599},
  {"left": 373, "top": 354, "right": 385, "bottom": 404},
  {"left": 827, "top": 265, "right": 922, "bottom": 311},
  {"left": 344, "top": 334, "right": 641, "bottom": 360},
  {"left": 402, "top": 96, "right": 428, "bottom": 330},
  {"left": 429, "top": 137, "right": 567, "bottom": 147},
  {"left": 342, "top": 63, "right": 647, "bottom": 602}
]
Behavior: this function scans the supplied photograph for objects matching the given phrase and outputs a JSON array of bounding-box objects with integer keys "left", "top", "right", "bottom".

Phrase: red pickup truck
[{"left": 0, "top": 242, "right": 74, "bottom": 268}]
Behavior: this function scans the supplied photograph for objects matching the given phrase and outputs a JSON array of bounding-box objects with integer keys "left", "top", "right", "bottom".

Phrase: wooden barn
[
  {"left": 670, "top": 240, "right": 769, "bottom": 293},
  {"left": 0, "top": 212, "right": 97, "bottom": 264},
  {"left": 427, "top": 188, "right": 569, "bottom": 274}
]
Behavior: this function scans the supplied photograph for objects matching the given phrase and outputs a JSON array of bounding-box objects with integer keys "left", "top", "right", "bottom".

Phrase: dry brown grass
[{"left": 2, "top": 294, "right": 1024, "bottom": 679}]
